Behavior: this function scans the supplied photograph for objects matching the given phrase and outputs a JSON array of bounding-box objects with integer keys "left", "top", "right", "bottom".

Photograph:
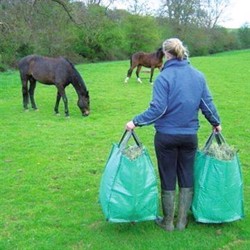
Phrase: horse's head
[
  {"left": 155, "top": 47, "right": 164, "bottom": 69},
  {"left": 68, "top": 62, "right": 90, "bottom": 116},
  {"left": 157, "top": 47, "right": 164, "bottom": 59},
  {"left": 78, "top": 90, "right": 90, "bottom": 116}
]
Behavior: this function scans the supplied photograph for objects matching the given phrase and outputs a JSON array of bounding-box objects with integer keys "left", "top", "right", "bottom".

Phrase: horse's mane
[
  {"left": 64, "top": 57, "right": 76, "bottom": 70},
  {"left": 64, "top": 57, "right": 88, "bottom": 94}
]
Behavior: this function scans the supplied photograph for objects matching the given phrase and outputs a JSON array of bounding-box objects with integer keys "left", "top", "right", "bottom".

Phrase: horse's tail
[{"left": 129, "top": 56, "right": 133, "bottom": 67}]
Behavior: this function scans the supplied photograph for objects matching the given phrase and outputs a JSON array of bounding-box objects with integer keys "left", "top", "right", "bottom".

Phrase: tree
[
  {"left": 71, "top": 0, "right": 115, "bottom": 9},
  {"left": 0, "top": 0, "right": 244, "bottom": 70},
  {"left": 122, "top": 13, "right": 162, "bottom": 55},
  {"left": 126, "top": 0, "right": 154, "bottom": 15},
  {"left": 72, "top": 4, "right": 125, "bottom": 61},
  {"left": 159, "top": 0, "right": 199, "bottom": 26},
  {"left": 199, "top": 0, "right": 231, "bottom": 28},
  {"left": 0, "top": 0, "right": 81, "bottom": 67},
  {"left": 238, "top": 23, "right": 250, "bottom": 49},
  {"left": 159, "top": 0, "right": 231, "bottom": 28}
]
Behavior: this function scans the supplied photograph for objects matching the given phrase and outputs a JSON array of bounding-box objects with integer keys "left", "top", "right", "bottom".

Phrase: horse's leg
[
  {"left": 136, "top": 65, "right": 142, "bottom": 83},
  {"left": 21, "top": 77, "right": 29, "bottom": 110},
  {"left": 125, "top": 67, "right": 134, "bottom": 83},
  {"left": 125, "top": 59, "right": 137, "bottom": 83},
  {"left": 62, "top": 94, "right": 69, "bottom": 117},
  {"left": 57, "top": 86, "right": 69, "bottom": 117},
  {"left": 150, "top": 67, "right": 155, "bottom": 84},
  {"left": 29, "top": 78, "right": 38, "bottom": 110},
  {"left": 54, "top": 91, "right": 61, "bottom": 115}
]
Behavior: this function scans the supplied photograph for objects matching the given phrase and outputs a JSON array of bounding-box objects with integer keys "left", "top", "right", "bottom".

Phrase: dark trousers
[{"left": 154, "top": 132, "right": 198, "bottom": 191}]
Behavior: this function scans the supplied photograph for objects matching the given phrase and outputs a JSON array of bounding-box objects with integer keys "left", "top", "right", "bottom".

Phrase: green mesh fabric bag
[
  {"left": 99, "top": 131, "right": 158, "bottom": 223},
  {"left": 192, "top": 132, "right": 244, "bottom": 223}
]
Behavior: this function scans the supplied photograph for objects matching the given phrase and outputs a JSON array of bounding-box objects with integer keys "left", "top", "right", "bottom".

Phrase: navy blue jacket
[{"left": 133, "top": 59, "right": 220, "bottom": 134}]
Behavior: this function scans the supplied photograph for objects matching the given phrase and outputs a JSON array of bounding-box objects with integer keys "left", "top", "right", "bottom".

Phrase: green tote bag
[
  {"left": 99, "top": 130, "right": 159, "bottom": 223},
  {"left": 192, "top": 132, "right": 244, "bottom": 223}
]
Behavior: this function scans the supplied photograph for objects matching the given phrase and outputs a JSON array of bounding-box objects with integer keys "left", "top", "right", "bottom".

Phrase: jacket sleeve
[
  {"left": 199, "top": 83, "right": 221, "bottom": 126},
  {"left": 133, "top": 77, "right": 168, "bottom": 126}
]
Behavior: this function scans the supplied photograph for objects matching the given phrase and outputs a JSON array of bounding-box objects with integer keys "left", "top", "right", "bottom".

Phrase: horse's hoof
[
  {"left": 24, "top": 109, "right": 29, "bottom": 112},
  {"left": 55, "top": 112, "right": 60, "bottom": 116},
  {"left": 34, "top": 108, "right": 39, "bottom": 111},
  {"left": 124, "top": 77, "right": 129, "bottom": 83}
]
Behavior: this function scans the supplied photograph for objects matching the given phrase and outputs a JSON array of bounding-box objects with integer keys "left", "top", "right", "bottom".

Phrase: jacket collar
[{"left": 162, "top": 58, "right": 189, "bottom": 70}]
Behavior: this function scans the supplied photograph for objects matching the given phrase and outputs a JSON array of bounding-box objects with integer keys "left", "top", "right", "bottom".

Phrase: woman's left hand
[{"left": 213, "top": 125, "right": 222, "bottom": 132}]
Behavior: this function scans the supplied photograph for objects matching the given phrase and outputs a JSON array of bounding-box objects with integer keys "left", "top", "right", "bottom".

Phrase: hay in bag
[
  {"left": 192, "top": 132, "right": 244, "bottom": 223},
  {"left": 99, "top": 130, "right": 158, "bottom": 223}
]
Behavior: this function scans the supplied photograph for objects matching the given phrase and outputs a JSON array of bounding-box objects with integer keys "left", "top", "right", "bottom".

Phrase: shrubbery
[{"left": 0, "top": 1, "right": 249, "bottom": 70}]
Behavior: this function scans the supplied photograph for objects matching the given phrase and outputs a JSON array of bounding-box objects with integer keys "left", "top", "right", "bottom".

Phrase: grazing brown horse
[
  {"left": 125, "top": 47, "right": 164, "bottom": 84},
  {"left": 18, "top": 55, "right": 90, "bottom": 117}
]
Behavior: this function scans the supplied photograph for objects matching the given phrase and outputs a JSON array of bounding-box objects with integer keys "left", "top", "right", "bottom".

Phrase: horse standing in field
[
  {"left": 124, "top": 47, "right": 164, "bottom": 84},
  {"left": 18, "top": 55, "right": 90, "bottom": 117}
]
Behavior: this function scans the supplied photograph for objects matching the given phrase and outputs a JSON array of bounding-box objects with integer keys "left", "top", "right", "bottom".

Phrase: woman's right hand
[{"left": 126, "top": 121, "right": 136, "bottom": 131}]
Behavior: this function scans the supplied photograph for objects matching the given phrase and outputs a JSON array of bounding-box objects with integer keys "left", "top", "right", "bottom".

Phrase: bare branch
[
  {"left": 33, "top": 0, "right": 80, "bottom": 25},
  {"left": 0, "top": 21, "right": 10, "bottom": 32}
]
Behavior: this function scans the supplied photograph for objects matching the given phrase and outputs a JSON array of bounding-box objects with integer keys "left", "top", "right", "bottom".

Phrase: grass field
[{"left": 0, "top": 50, "right": 250, "bottom": 250}]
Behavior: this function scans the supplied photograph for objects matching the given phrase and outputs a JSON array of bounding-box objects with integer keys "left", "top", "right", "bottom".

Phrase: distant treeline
[{"left": 0, "top": 0, "right": 249, "bottom": 71}]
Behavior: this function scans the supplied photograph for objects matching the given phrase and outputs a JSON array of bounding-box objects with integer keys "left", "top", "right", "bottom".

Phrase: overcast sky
[{"left": 219, "top": 0, "right": 250, "bottom": 28}]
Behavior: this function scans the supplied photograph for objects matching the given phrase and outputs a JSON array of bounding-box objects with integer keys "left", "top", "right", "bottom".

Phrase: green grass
[{"left": 0, "top": 50, "right": 250, "bottom": 249}]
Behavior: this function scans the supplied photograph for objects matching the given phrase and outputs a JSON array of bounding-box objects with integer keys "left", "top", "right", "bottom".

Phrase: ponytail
[{"left": 162, "top": 38, "right": 189, "bottom": 60}]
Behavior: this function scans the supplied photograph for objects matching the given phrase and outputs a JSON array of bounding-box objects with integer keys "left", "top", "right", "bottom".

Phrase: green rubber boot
[
  {"left": 155, "top": 190, "right": 175, "bottom": 231},
  {"left": 176, "top": 188, "right": 193, "bottom": 231}
]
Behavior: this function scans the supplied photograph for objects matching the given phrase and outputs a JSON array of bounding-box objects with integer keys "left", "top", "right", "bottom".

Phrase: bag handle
[
  {"left": 203, "top": 131, "right": 226, "bottom": 151},
  {"left": 118, "top": 130, "right": 142, "bottom": 151}
]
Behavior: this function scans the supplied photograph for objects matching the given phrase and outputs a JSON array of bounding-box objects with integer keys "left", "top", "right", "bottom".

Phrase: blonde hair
[{"left": 162, "top": 38, "right": 189, "bottom": 60}]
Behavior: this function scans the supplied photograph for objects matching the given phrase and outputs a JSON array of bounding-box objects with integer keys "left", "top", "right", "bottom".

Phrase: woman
[{"left": 126, "top": 38, "right": 222, "bottom": 231}]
